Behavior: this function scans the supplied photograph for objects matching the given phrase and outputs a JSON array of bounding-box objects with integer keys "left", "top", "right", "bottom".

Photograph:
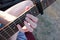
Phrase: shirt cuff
[{"left": 16, "top": 32, "right": 27, "bottom": 40}]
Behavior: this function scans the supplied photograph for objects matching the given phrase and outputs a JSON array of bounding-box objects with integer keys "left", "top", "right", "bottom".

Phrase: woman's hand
[
  {"left": 17, "top": 14, "right": 38, "bottom": 32},
  {"left": 4, "top": 1, "right": 38, "bottom": 32},
  {"left": 0, "top": 1, "right": 38, "bottom": 40},
  {"left": 0, "top": 1, "right": 38, "bottom": 33}
]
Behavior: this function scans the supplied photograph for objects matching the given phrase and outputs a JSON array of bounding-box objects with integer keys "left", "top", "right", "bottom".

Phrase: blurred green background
[{"left": 33, "top": 0, "right": 60, "bottom": 40}]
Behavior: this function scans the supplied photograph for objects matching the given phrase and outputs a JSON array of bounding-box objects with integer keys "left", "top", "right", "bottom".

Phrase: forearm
[{"left": 5, "top": 1, "right": 34, "bottom": 17}]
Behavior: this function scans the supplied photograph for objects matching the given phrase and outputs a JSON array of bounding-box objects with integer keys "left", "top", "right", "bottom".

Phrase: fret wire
[
  {"left": 18, "top": 17, "right": 22, "bottom": 24},
  {"left": 12, "top": 22, "right": 19, "bottom": 31},
  {"left": 13, "top": 22, "right": 17, "bottom": 27},
  {"left": 3, "top": 27, "right": 11, "bottom": 37},
  {"left": 14, "top": 18, "right": 24, "bottom": 29},
  {"left": 0, "top": 33, "right": 7, "bottom": 40},
  {"left": 18, "top": 16, "right": 24, "bottom": 26},
  {"left": 8, "top": 26, "right": 15, "bottom": 33},
  {"left": 3, "top": 25, "right": 16, "bottom": 38},
  {"left": 9, "top": 19, "right": 19, "bottom": 34},
  {"left": 9, "top": 24, "right": 16, "bottom": 33}
]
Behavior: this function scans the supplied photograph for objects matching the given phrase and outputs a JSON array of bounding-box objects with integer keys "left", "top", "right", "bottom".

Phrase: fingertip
[
  {"left": 24, "top": 21, "right": 33, "bottom": 32},
  {"left": 17, "top": 24, "right": 24, "bottom": 32},
  {"left": 26, "top": 14, "right": 31, "bottom": 17},
  {"left": 17, "top": 24, "right": 21, "bottom": 27},
  {"left": 24, "top": 21, "right": 26, "bottom": 24},
  {"left": 25, "top": 17, "right": 27, "bottom": 20}
]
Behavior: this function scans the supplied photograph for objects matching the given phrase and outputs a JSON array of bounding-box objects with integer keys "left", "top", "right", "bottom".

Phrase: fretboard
[
  {"left": 0, "top": 0, "right": 56, "bottom": 40},
  {"left": 0, "top": 5, "right": 40, "bottom": 40}
]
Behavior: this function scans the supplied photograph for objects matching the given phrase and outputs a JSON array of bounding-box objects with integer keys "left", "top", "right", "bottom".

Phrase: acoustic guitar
[{"left": 0, "top": 0, "right": 56, "bottom": 40}]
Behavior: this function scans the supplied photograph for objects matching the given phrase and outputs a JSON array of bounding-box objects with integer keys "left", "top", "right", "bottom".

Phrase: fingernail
[
  {"left": 26, "top": 14, "right": 30, "bottom": 16},
  {"left": 25, "top": 17, "right": 27, "bottom": 20},
  {"left": 24, "top": 21, "right": 26, "bottom": 24},
  {"left": 17, "top": 24, "right": 20, "bottom": 27}
]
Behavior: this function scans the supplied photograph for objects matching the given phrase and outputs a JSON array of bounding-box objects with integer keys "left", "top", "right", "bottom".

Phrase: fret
[
  {"left": 18, "top": 6, "right": 39, "bottom": 27},
  {"left": 9, "top": 22, "right": 18, "bottom": 33},
  {"left": 0, "top": 29, "right": 10, "bottom": 39},
  {"left": 4, "top": 26, "right": 15, "bottom": 37},
  {"left": 3, "top": 28, "right": 11, "bottom": 37},
  {"left": 8, "top": 26, "right": 15, "bottom": 33},
  {"left": 11, "top": 6, "right": 39, "bottom": 33},
  {"left": 0, "top": 34, "right": 7, "bottom": 40},
  {"left": 29, "top": 6, "right": 39, "bottom": 16},
  {"left": 14, "top": 18, "right": 24, "bottom": 27}
]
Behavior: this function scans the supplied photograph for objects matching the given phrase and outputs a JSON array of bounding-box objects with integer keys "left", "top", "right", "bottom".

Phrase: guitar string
[
  {"left": 2, "top": 25, "right": 18, "bottom": 39},
  {"left": 3, "top": 27, "right": 11, "bottom": 37},
  {"left": 1, "top": 13, "right": 24, "bottom": 39},
  {"left": 7, "top": 19, "right": 19, "bottom": 35},
  {"left": 8, "top": 25, "right": 16, "bottom": 33},
  {"left": 7, "top": 22, "right": 18, "bottom": 36},
  {"left": 0, "top": 32, "right": 7, "bottom": 40},
  {"left": 2, "top": 22, "right": 18, "bottom": 39},
  {"left": 0, "top": 24, "right": 16, "bottom": 39}
]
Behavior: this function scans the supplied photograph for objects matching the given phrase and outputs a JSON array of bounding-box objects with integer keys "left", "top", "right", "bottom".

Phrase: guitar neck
[
  {"left": 0, "top": 0, "right": 56, "bottom": 40},
  {"left": 32, "top": 0, "right": 56, "bottom": 15},
  {"left": 0, "top": 6, "right": 39, "bottom": 40}
]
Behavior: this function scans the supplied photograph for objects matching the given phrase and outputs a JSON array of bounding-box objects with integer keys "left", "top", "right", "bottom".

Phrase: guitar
[{"left": 0, "top": 0, "right": 56, "bottom": 40}]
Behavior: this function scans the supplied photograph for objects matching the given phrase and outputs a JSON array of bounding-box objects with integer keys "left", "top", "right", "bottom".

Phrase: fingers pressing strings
[
  {"left": 25, "top": 17, "right": 37, "bottom": 28},
  {"left": 26, "top": 14, "right": 38, "bottom": 23},
  {"left": 24, "top": 21, "right": 33, "bottom": 32},
  {"left": 17, "top": 14, "right": 38, "bottom": 32},
  {"left": 24, "top": 14, "right": 38, "bottom": 32},
  {"left": 26, "top": 14, "right": 38, "bottom": 28}
]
